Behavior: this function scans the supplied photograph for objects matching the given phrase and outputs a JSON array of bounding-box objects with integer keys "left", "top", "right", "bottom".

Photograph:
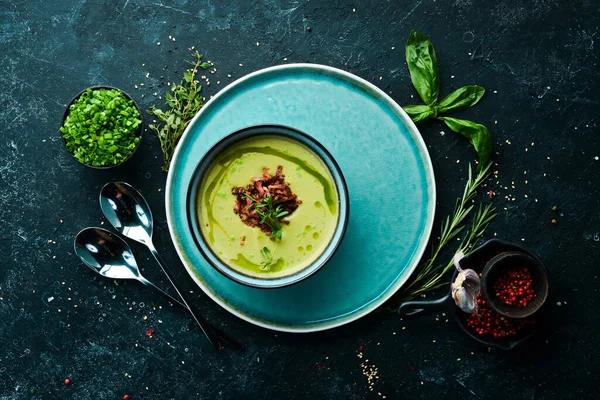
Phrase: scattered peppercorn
[
  {"left": 124, "top": 395, "right": 131, "bottom": 400},
  {"left": 551, "top": 219, "right": 557, "bottom": 224},
  {"left": 64, "top": 378, "right": 71, "bottom": 385},
  {"left": 552, "top": 205, "right": 558, "bottom": 211},
  {"left": 306, "top": 26, "right": 312, "bottom": 32},
  {"left": 145, "top": 328, "right": 155, "bottom": 337},
  {"left": 493, "top": 266, "right": 536, "bottom": 308},
  {"left": 466, "top": 293, "right": 536, "bottom": 338}
]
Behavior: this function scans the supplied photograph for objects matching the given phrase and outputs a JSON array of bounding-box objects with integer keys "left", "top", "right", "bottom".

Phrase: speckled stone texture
[{"left": 1, "top": 0, "right": 599, "bottom": 399}]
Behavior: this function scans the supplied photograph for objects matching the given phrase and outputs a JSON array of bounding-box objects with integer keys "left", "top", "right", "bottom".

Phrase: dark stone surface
[{"left": 1, "top": 0, "right": 599, "bottom": 398}]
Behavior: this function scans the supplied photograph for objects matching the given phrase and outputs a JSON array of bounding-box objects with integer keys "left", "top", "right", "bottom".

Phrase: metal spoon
[
  {"left": 74, "top": 227, "right": 185, "bottom": 309},
  {"left": 99, "top": 181, "right": 226, "bottom": 350}
]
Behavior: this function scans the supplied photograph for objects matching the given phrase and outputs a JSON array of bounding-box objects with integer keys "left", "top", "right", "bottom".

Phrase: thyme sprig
[{"left": 149, "top": 50, "right": 211, "bottom": 171}]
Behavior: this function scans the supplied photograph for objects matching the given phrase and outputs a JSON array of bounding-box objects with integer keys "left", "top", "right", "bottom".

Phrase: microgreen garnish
[
  {"left": 232, "top": 166, "right": 300, "bottom": 240},
  {"left": 149, "top": 50, "right": 211, "bottom": 171},
  {"left": 260, "top": 246, "right": 274, "bottom": 270},
  {"left": 403, "top": 30, "right": 491, "bottom": 167},
  {"left": 60, "top": 88, "right": 142, "bottom": 167},
  {"left": 247, "top": 195, "right": 289, "bottom": 241}
]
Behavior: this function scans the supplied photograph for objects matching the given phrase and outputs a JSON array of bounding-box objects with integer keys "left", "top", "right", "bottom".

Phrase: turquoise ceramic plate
[{"left": 165, "top": 64, "right": 435, "bottom": 332}]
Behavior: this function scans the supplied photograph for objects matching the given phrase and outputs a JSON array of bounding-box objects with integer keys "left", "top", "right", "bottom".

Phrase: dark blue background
[{"left": 1, "top": 0, "right": 598, "bottom": 398}]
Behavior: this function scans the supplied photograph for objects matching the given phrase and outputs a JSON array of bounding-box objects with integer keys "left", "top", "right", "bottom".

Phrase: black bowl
[
  {"left": 481, "top": 251, "right": 549, "bottom": 319},
  {"left": 186, "top": 125, "right": 350, "bottom": 289},
  {"left": 60, "top": 86, "right": 144, "bottom": 169}
]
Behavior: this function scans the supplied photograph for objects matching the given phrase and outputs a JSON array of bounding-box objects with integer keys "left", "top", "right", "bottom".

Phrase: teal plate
[{"left": 165, "top": 64, "right": 436, "bottom": 332}]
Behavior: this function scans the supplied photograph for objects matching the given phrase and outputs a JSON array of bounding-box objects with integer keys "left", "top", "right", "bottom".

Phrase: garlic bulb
[{"left": 451, "top": 251, "right": 481, "bottom": 313}]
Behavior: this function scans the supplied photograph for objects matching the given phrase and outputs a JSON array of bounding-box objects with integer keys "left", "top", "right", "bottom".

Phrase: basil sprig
[{"left": 403, "top": 30, "right": 492, "bottom": 168}]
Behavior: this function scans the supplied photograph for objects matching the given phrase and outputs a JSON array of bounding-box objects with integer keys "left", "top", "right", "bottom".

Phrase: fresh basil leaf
[
  {"left": 403, "top": 105, "right": 434, "bottom": 123},
  {"left": 413, "top": 112, "right": 435, "bottom": 123},
  {"left": 403, "top": 105, "right": 430, "bottom": 116},
  {"left": 406, "top": 30, "right": 440, "bottom": 106},
  {"left": 438, "top": 86, "right": 485, "bottom": 113},
  {"left": 438, "top": 117, "right": 492, "bottom": 167}
]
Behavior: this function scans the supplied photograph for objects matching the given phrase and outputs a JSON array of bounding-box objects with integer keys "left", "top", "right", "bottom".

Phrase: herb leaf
[
  {"left": 260, "top": 247, "right": 273, "bottom": 270},
  {"left": 406, "top": 30, "right": 440, "bottom": 106},
  {"left": 261, "top": 247, "right": 272, "bottom": 260},
  {"left": 437, "top": 86, "right": 485, "bottom": 114},
  {"left": 438, "top": 117, "right": 492, "bottom": 167},
  {"left": 403, "top": 104, "right": 434, "bottom": 123}
]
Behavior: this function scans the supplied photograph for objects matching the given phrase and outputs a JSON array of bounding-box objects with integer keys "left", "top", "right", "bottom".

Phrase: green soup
[{"left": 198, "top": 135, "right": 339, "bottom": 279}]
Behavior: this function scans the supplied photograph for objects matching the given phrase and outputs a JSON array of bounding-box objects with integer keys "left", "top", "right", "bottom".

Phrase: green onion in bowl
[{"left": 60, "top": 87, "right": 143, "bottom": 168}]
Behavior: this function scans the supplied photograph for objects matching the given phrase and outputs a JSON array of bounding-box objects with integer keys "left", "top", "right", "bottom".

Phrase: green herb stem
[{"left": 149, "top": 50, "right": 210, "bottom": 171}]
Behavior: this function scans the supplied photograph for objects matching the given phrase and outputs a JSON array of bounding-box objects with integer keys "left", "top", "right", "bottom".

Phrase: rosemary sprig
[
  {"left": 149, "top": 50, "right": 211, "bottom": 171},
  {"left": 245, "top": 195, "right": 289, "bottom": 240},
  {"left": 399, "top": 162, "right": 496, "bottom": 300}
]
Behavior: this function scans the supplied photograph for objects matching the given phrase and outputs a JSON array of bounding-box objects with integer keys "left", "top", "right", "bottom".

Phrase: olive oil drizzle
[
  {"left": 202, "top": 163, "right": 230, "bottom": 243},
  {"left": 230, "top": 253, "right": 285, "bottom": 273}
]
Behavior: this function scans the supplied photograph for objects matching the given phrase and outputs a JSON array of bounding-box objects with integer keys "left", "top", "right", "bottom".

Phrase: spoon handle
[
  {"left": 147, "top": 243, "right": 224, "bottom": 351},
  {"left": 137, "top": 276, "right": 186, "bottom": 309}
]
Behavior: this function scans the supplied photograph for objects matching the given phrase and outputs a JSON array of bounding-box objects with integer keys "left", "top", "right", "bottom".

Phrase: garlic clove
[
  {"left": 452, "top": 268, "right": 481, "bottom": 313},
  {"left": 453, "top": 286, "right": 478, "bottom": 314}
]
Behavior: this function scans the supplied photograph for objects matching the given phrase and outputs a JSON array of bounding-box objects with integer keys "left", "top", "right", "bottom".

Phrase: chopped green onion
[{"left": 61, "top": 88, "right": 142, "bottom": 167}]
